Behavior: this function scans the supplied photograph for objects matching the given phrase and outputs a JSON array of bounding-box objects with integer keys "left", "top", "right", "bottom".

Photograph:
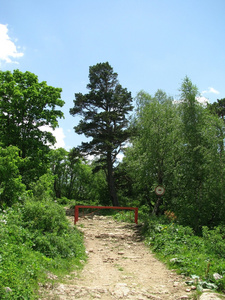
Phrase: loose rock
[{"left": 39, "top": 215, "right": 224, "bottom": 300}]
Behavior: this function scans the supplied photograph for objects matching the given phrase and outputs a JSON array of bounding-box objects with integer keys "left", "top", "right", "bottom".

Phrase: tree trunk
[
  {"left": 152, "top": 197, "right": 162, "bottom": 215},
  {"left": 107, "top": 153, "right": 119, "bottom": 206},
  {"left": 54, "top": 180, "right": 61, "bottom": 198}
]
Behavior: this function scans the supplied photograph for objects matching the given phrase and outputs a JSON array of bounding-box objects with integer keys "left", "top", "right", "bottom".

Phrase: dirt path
[{"left": 40, "top": 214, "right": 199, "bottom": 300}]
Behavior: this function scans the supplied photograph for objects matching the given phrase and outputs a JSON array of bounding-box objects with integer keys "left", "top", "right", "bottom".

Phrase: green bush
[
  {"left": 22, "top": 200, "right": 68, "bottom": 234},
  {"left": 30, "top": 172, "right": 55, "bottom": 201},
  {"left": 0, "top": 146, "right": 26, "bottom": 208},
  {"left": 0, "top": 200, "right": 86, "bottom": 299},
  {"left": 21, "top": 199, "right": 86, "bottom": 259},
  {"left": 143, "top": 217, "right": 225, "bottom": 293},
  {"left": 57, "top": 196, "right": 71, "bottom": 205},
  {"left": 113, "top": 210, "right": 135, "bottom": 223},
  {"left": 202, "top": 226, "right": 225, "bottom": 258},
  {"left": 0, "top": 207, "right": 43, "bottom": 299}
]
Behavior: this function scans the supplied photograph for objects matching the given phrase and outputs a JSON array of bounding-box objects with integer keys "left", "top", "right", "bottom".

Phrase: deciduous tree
[
  {"left": 174, "top": 77, "right": 225, "bottom": 232},
  {"left": 0, "top": 70, "right": 64, "bottom": 184},
  {"left": 123, "top": 90, "right": 180, "bottom": 214}
]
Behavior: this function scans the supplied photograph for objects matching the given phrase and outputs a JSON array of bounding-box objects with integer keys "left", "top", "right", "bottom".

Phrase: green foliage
[
  {"left": 70, "top": 62, "right": 133, "bottom": 206},
  {"left": 207, "top": 98, "right": 225, "bottom": 123},
  {"left": 49, "top": 147, "right": 69, "bottom": 198},
  {"left": 123, "top": 78, "right": 225, "bottom": 232},
  {"left": 173, "top": 78, "right": 225, "bottom": 232},
  {"left": 30, "top": 171, "right": 55, "bottom": 201},
  {"left": 0, "top": 200, "right": 86, "bottom": 299},
  {"left": 202, "top": 226, "right": 225, "bottom": 259},
  {"left": 113, "top": 210, "right": 136, "bottom": 223},
  {"left": 49, "top": 148, "right": 109, "bottom": 204},
  {"left": 57, "top": 196, "right": 71, "bottom": 205},
  {"left": 0, "top": 69, "right": 65, "bottom": 185},
  {"left": 0, "top": 146, "right": 26, "bottom": 208},
  {"left": 89, "top": 162, "right": 109, "bottom": 205},
  {"left": 123, "top": 89, "right": 180, "bottom": 214},
  {"left": 21, "top": 200, "right": 68, "bottom": 234},
  {"left": 143, "top": 217, "right": 225, "bottom": 292}
]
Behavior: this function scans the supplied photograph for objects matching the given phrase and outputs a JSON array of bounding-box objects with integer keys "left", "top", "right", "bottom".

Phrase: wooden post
[
  {"left": 135, "top": 207, "right": 138, "bottom": 224},
  {"left": 74, "top": 205, "right": 79, "bottom": 225}
]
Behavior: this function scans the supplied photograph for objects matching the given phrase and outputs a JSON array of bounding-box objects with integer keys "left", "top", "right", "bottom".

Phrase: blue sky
[{"left": 1, "top": 0, "right": 225, "bottom": 150}]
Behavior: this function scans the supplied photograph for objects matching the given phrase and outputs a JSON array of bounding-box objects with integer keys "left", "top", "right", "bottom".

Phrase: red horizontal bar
[
  {"left": 74, "top": 205, "right": 138, "bottom": 224},
  {"left": 76, "top": 205, "right": 137, "bottom": 210}
]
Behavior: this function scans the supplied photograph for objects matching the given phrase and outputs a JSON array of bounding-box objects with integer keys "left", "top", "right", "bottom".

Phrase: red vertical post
[
  {"left": 134, "top": 207, "right": 138, "bottom": 224},
  {"left": 74, "top": 206, "right": 79, "bottom": 225}
]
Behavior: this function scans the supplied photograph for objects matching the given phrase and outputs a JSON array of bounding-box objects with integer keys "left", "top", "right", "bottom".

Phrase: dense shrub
[
  {"left": 0, "top": 200, "right": 86, "bottom": 299},
  {"left": 0, "top": 146, "right": 26, "bottom": 208},
  {"left": 30, "top": 172, "right": 55, "bottom": 201},
  {"left": 22, "top": 200, "right": 68, "bottom": 234},
  {"left": 142, "top": 216, "right": 225, "bottom": 293},
  {"left": 202, "top": 226, "right": 225, "bottom": 259}
]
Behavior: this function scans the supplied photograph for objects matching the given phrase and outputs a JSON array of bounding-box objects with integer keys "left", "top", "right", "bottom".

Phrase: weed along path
[{"left": 41, "top": 215, "right": 198, "bottom": 300}]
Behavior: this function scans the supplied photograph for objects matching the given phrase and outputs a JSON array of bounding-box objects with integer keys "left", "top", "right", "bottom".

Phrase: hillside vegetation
[
  {"left": 0, "top": 198, "right": 86, "bottom": 299},
  {"left": 1, "top": 67, "right": 225, "bottom": 297}
]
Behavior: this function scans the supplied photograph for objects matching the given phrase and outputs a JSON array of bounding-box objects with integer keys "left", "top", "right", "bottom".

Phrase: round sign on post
[{"left": 155, "top": 185, "right": 165, "bottom": 196}]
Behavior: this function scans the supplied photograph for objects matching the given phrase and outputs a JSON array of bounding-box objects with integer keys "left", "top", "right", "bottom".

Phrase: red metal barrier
[{"left": 74, "top": 205, "right": 138, "bottom": 224}]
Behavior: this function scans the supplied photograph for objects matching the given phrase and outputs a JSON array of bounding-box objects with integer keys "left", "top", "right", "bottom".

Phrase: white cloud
[
  {"left": 196, "top": 96, "right": 209, "bottom": 106},
  {"left": 117, "top": 152, "right": 124, "bottom": 162},
  {"left": 52, "top": 127, "right": 66, "bottom": 148},
  {"left": 202, "top": 87, "right": 220, "bottom": 95},
  {"left": 173, "top": 96, "right": 209, "bottom": 106},
  {"left": 0, "top": 24, "right": 24, "bottom": 64},
  {"left": 40, "top": 126, "right": 66, "bottom": 149}
]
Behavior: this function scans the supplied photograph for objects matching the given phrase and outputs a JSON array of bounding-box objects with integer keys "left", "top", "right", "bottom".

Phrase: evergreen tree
[{"left": 70, "top": 62, "right": 133, "bottom": 206}]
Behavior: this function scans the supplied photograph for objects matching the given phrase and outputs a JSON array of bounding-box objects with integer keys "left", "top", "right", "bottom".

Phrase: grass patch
[{"left": 113, "top": 210, "right": 136, "bottom": 223}]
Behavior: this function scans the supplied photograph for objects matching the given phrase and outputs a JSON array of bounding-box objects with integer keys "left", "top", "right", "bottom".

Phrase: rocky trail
[{"left": 39, "top": 213, "right": 224, "bottom": 300}]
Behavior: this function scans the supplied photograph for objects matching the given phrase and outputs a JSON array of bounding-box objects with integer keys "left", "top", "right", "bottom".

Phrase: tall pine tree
[{"left": 70, "top": 62, "right": 133, "bottom": 206}]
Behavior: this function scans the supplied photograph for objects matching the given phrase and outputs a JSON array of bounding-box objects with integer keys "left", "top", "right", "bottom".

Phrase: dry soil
[{"left": 39, "top": 213, "right": 223, "bottom": 300}]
